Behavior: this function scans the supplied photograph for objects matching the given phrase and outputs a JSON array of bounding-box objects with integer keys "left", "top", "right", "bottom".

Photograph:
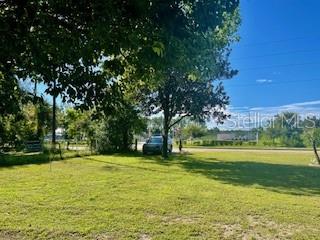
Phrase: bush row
[{"left": 176, "top": 140, "right": 257, "bottom": 146}]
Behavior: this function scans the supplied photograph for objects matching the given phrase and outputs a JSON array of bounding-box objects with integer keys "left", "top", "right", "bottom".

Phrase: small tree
[
  {"left": 96, "top": 104, "right": 146, "bottom": 153},
  {"left": 303, "top": 128, "right": 320, "bottom": 165},
  {"left": 142, "top": 74, "right": 230, "bottom": 158},
  {"left": 263, "top": 112, "right": 304, "bottom": 147},
  {"left": 182, "top": 123, "right": 207, "bottom": 139},
  {"left": 147, "top": 117, "right": 164, "bottom": 135}
]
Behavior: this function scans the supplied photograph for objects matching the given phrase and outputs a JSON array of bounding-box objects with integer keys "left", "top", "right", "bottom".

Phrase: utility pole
[{"left": 52, "top": 78, "right": 56, "bottom": 148}]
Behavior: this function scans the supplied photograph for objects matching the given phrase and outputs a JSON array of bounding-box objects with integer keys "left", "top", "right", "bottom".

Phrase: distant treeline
[{"left": 162, "top": 112, "right": 320, "bottom": 148}]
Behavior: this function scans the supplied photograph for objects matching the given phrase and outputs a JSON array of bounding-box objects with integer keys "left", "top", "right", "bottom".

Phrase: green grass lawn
[{"left": 0, "top": 150, "right": 320, "bottom": 239}]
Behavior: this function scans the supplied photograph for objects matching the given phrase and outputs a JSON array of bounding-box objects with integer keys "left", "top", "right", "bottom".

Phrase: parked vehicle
[{"left": 142, "top": 135, "right": 173, "bottom": 155}]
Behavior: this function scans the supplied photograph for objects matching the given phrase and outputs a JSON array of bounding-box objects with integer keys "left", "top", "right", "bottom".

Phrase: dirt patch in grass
[
  {"left": 94, "top": 233, "right": 117, "bottom": 240},
  {"left": 213, "top": 215, "right": 305, "bottom": 240},
  {"left": 0, "top": 230, "right": 25, "bottom": 240},
  {"left": 145, "top": 212, "right": 200, "bottom": 225},
  {"left": 0, "top": 229, "right": 88, "bottom": 240},
  {"left": 163, "top": 215, "right": 200, "bottom": 225},
  {"left": 139, "top": 233, "right": 152, "bottom": 240}
]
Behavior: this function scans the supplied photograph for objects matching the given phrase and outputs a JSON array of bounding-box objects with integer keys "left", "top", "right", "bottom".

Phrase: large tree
[
  {"left": 2, "top": 1, "right": 240, "bottom": 156},
  {"left": 1, "top": 1, "right": 96, "bottom": 146},
  {"left": 1, "top": 0, "right": 151, "bottom": 145},
  {"left": 138, "top": 1, "right": 240, "bottom": 158}
]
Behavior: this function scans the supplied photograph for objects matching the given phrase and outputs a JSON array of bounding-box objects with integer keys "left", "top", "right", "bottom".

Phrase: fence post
[{"left": 135, "top": 139, "right": 138, "bottom": 152}]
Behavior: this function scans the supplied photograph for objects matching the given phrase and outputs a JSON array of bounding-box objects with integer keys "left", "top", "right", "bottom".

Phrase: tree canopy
[
  {"left": 136, "top": 1, "right": 240, "bottom": 158},
  {"left": 1, "top": 1, "right": 240, "bottom": 154},
  {"left": 1, "top": 0, "right": 239, "bottom": 104}
]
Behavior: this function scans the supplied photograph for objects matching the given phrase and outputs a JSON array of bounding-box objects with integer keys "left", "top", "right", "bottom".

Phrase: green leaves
[
  {"left": 187, "top": 73, "right": 198, "bottom": 81},
  {"left": 139, "top": 0, "right": 240, "bottom": 130},
  {"left": 303, "top": 128, "right": 320, "bottom": 146},
  {"left": 152, "top": 41, "right": 165, "bottom": 57}
]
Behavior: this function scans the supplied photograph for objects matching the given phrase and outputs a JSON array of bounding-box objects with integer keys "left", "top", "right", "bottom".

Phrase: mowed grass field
[{"left": 0, "top": 150, "right": 320, "bottom": 239}]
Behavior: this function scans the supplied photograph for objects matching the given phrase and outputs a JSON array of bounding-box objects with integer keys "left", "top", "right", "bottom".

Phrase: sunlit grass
[{"left": 0, "top": 150, "right": 319, "bottom": 239}]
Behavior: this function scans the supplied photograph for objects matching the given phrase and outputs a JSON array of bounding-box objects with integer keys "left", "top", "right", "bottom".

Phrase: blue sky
[{"left": 223, "top": 0, "right": 320, "bottom": 120}]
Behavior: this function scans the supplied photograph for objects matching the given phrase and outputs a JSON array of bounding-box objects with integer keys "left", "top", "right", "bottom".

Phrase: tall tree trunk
[
  {"left": 122, "top": 129, "right": 128, "bottom": 152},
  {"left": 312, "top": 140, "right": 320, "bottom": 164},
  {"left": 52, "top": 79, "right": 56, "bottom": 148},
  {"left": 33, "top": 80, "right": 43, "bottom": 139},
  {"left": 162, "top": 110, "right": 169, "bottom": 159}
]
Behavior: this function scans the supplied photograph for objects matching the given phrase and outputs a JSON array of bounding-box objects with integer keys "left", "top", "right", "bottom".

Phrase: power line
[
  {"left": 230, "top": 49, "right": 320, "bottom": 61},
  {"left": 234, "top": 36, "right": 320, "bottom": 48},
  {"left": 224, "top": 77, "right": 320, "bottom": 88},
  {"left": 239, "top": 62, "right": 320, "bottom": 71},
  {"left": 209, "top": 50, "right": 320, "bottom": 71}
]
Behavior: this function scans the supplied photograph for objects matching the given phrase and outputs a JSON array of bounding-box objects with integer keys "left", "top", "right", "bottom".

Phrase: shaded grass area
[
  {"left": 0, "top": 150, "right": 319, "bottom": 239},
  {"left": 0, "top": 150, "right": 93, "bottom": 167},
  {"left": 0, "top": 152, "right": 50, "bottom": 167},
  {"left": 183, "top": 145, "right": 312, "bottom": 151},
  {"left": 169, "top": 154, "right": 320, "bottom": 196}
]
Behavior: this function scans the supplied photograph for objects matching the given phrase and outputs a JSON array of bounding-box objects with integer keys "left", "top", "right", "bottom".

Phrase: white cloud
[
  {"left": 208, "top": 100, "right": 320, "bottom": 130},
  {"left": 282, "top": 100, "right": 320, "bottom": 107},
  {"left": 249, "top": 100, "right": 320, "bottom": 115},
  {"left": 256, "top": 78, "right": 273, "bottom": 83}
]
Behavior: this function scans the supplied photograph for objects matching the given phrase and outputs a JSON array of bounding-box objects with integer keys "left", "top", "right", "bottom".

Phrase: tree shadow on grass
[
  {"left": 82, "top": 155, "right": 172, "bottom": 174},
  {"left": 97, "top": 151, "right": 186, "bottom": 166},
  {"left": 176, "top": 156, "right": 320, "bottom": 196},
  {"left": 85, "top": 152, "right": 320, "bottom": 196},
  {"left": 115, "top": 152, "right": 320, "bottom": 196},
  {"left": 0, "top": 153, "right": 50, "bottom": 168},
  {"left": 3, "top": 150, "right": 318, "bottom": 196},
  {"left": 0, "top": 151, "right": 91, "bottom": 168},
  {"left": 0, "top": 150, "right": 170, "bottom": 168}
]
